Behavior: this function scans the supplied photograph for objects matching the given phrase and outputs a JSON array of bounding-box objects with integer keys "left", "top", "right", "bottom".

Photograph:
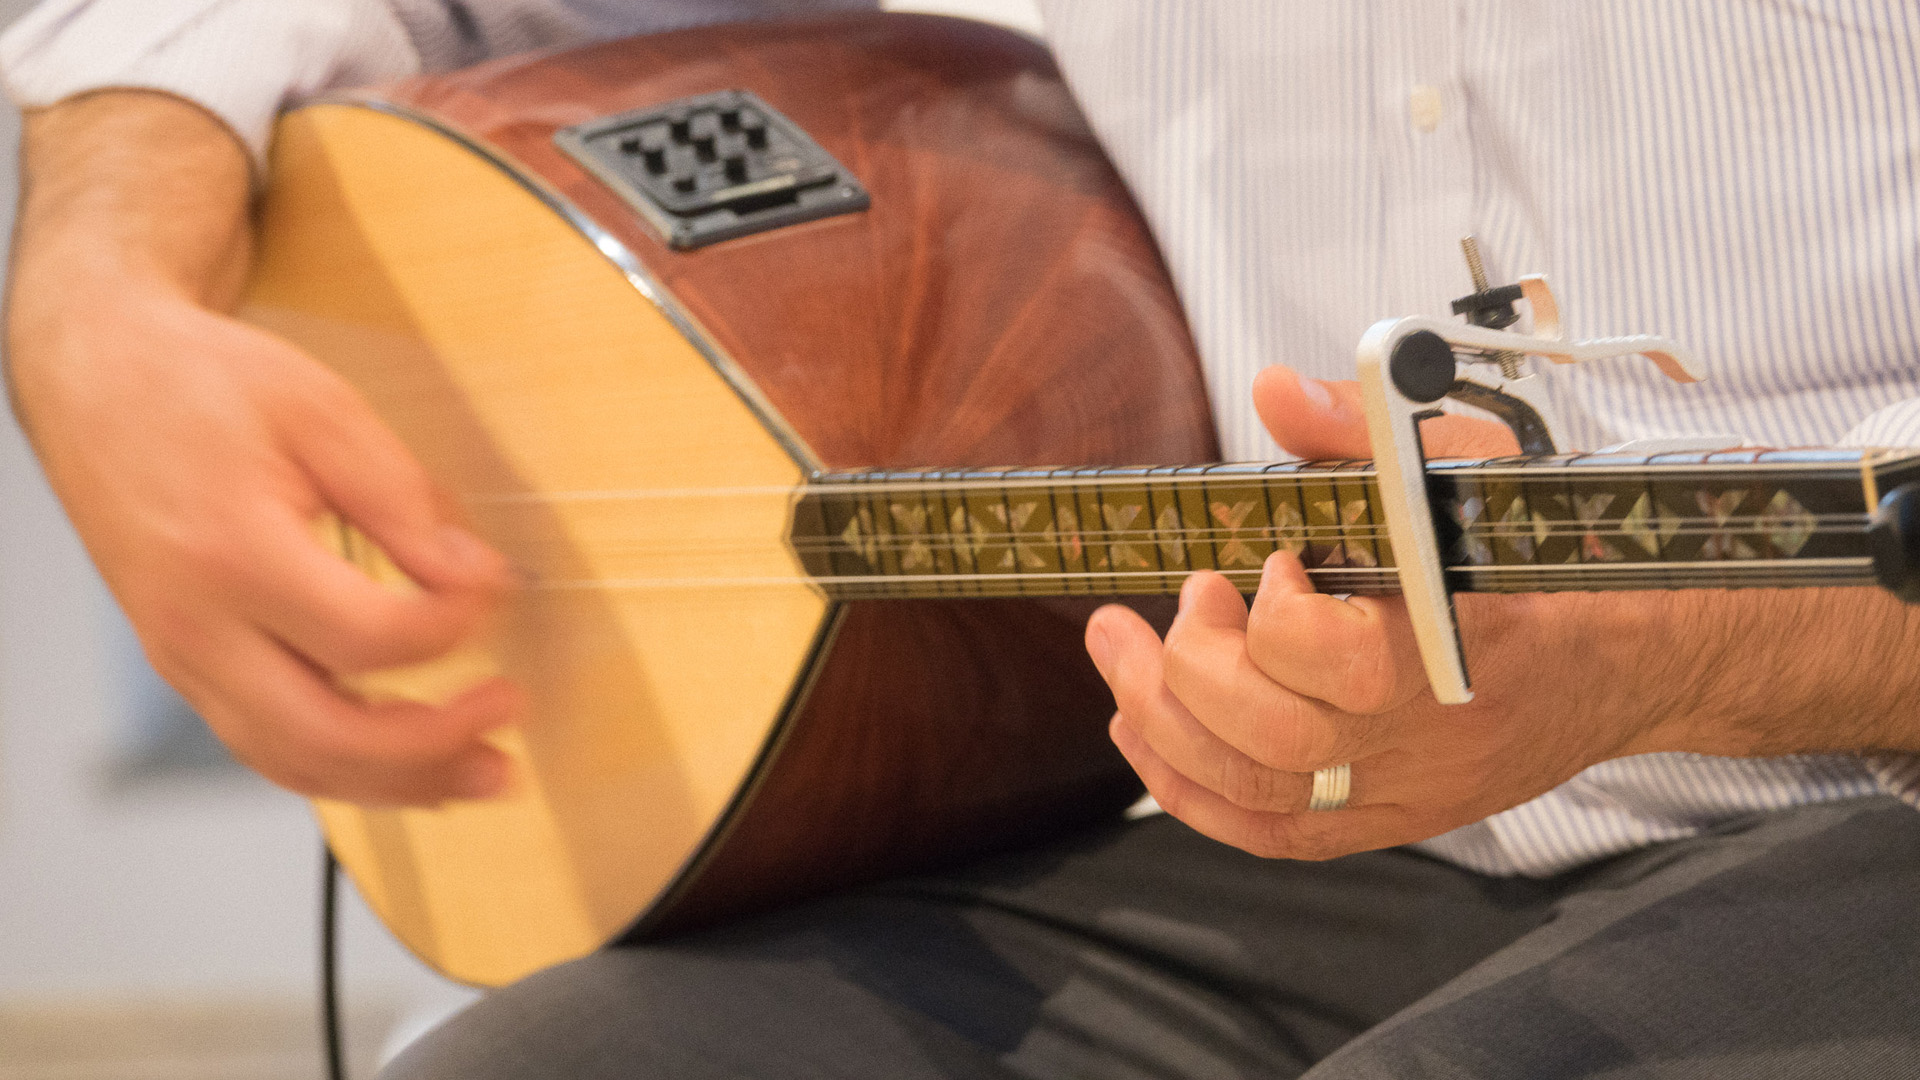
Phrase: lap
[
  {"left": 384, "top": 796, "right": 1920, "bottom": 1080},
  {"left": 1309, "top": 795, "right": 1920, "bottom": 1079}
]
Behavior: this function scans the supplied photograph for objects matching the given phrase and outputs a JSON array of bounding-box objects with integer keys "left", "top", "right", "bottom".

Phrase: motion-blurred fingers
[{"left": 185, "top": 632, "right": 520, "bottom": 805}]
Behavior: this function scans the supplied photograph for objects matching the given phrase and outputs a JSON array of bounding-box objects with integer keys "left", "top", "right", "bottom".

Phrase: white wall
[{"left": 0, "top": 0, "right": 1043, "bottom": 1071}]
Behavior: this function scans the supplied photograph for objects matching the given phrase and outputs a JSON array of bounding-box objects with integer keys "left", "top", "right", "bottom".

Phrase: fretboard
[{"left": 788, "top": 450, "right": 1920, "bottom": 599}]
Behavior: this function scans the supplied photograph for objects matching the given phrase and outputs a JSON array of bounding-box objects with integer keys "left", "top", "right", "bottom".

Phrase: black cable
[{"left": 321, "top": 844, "right": 347, "bottom": 1080}]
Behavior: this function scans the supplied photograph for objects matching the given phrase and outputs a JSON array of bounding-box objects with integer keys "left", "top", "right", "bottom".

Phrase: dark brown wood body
[{"left": 383, "top": 13, "right": 1218, "bottom": 935}]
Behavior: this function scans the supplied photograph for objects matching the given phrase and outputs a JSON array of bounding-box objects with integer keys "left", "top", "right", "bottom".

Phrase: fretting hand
[{"left": 1085, "top": 365, "right": 1920, "bottom": 859}]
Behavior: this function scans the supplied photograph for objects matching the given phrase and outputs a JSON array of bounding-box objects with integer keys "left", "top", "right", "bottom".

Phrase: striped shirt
[{"left": 6, "top": 0, "right": 1917, "bottom": 876}]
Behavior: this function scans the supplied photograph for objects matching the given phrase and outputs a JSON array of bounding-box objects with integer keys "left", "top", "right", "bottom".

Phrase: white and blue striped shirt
[{"left": 6, "top": 0, "right": 1918, "bottom": 876}]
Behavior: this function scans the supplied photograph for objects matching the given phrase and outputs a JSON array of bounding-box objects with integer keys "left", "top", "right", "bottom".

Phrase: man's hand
[
  {"left": 8, "top": 91, "right": 518, "bottom": 806},
  {"left": 1086, "top": 365, "right": 1920, "bottom": 860}
]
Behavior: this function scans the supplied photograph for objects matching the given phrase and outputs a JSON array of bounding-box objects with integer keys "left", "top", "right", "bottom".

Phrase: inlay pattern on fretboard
[{"left": 789, "top": 450, "right": 1895, "bottom": 600}]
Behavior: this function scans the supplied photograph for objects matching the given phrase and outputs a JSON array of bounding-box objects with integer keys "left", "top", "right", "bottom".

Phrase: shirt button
[{"left": 1409, "top": 84, "right": 1444, "bottom": 133}]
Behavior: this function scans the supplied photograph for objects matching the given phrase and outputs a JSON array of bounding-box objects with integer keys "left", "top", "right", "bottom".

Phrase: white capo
[{"left": 1355, "top": 243, "right": 1700, "bottom": 704}]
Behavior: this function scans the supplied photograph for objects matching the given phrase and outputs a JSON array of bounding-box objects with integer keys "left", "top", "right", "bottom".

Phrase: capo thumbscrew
[{"left": 1454, "top": 237, "right": 1526, "bottom": 380}]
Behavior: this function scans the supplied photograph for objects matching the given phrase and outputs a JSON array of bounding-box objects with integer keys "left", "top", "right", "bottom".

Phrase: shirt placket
[{"left": 1374, "top": 0, "right": 1475, "bottom": 320}]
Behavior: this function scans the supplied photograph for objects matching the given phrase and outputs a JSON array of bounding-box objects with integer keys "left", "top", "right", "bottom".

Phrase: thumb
[{"left": 1251, "top": 365, "right": 1521, "bottom": 460}]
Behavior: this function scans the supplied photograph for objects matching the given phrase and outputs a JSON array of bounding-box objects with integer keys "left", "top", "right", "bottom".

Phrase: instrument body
[
  {"left": 243, "top": 13, "right": 1212, "bottom": 987},
  {"left": 241, "top": 12, "right": 1919, "bottom": 987}
]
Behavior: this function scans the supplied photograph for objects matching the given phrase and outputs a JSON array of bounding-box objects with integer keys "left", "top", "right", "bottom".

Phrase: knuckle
[
  {"left": 1336, "top": 636, "right": 1399, "bottom": 715},
  {"left": 1248, "top": 708, "right": 1334, "bottom": 773},
  {"left": 1216, "top": 756, "right": 1283, "bottom": 812}
]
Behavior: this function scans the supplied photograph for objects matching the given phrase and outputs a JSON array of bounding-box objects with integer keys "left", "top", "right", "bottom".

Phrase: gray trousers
[{"left": 387, "top": 796, "right": 1920, "bottom": 1078}]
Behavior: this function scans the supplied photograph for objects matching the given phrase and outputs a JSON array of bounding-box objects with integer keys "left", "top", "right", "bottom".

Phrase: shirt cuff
[
  {"left": 0, "top": 0, "right": 420, "bottom": 166},
  {"left": 1837, "top": 397, "right": 1920, "bottom": 451}
]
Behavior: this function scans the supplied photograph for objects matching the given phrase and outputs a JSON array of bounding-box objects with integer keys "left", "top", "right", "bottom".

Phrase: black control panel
[{"left": 556, "top": 89, "right": 870, "bottom": 250}]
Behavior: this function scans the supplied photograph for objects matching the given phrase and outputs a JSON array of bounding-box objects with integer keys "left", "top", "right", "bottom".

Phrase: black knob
[
  {"left": 667, "top": 109, "right": 691, "bottom": 141},
  {"left": 1869, "top": 483, "right": 1920, "bottom": 602},
  {"left": 637, "top": 128, "right": 670, "bottom": 172},
  {"left": 724, "top": 154, "right": 750, "bottom": 184},
  {"left": 690, "top": 113, "right": 721, "bottom": 153},
  {"left": 740, "top": 113, "right": 768, "bottom": 149},
  {"left": 1388, "top": 330, "right": 1457, "bottom": 404}
]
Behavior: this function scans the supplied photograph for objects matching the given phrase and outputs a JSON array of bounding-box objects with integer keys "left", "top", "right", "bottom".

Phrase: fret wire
[
  {"left": 1145, "top": 464, "right": 1186, "bottom": 579},
  {"left": 915, "top": 468, "right": 949, "bottom": 589},
  {"left": 871, "top": 466, "right": 906, "bottom": 576},
  {"left": 1259, "top": 463, "right": 1290, "bottom": 572},
  {"left": 1048, "top": 467, "right": 1086, "bottom": 595},
  {"left": 1193, "top": 464, "right": 1226, "bottom": 571},
  {"left": 991, "top": 480, "right": 1018, "bottom": 598}
]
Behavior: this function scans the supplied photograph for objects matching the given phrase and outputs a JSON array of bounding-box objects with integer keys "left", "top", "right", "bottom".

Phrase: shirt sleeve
[
  {"left": 0, "top": 0, "right": 421, "bottom": 164},
  {"left": 0, "top": 0, "right": 882, "bottom": 167}
]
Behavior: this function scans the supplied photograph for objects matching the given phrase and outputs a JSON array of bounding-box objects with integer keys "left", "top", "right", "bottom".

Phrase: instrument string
[{"left": 510, "top": 559, "right": 1876, "bottom": 593}]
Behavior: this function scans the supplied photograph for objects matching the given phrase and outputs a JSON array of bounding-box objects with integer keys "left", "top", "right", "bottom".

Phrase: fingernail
[
  {"left": 1086, "top": 622, "right": 1113, "bottom": 670},
  {"left": 1300, "top": 377, "right": 1336, "bottom": 412}
]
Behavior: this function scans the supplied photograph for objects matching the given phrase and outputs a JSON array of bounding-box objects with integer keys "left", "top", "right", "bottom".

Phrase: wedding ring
[{"left": 1308, "top": 763, "right": 1352, "bottom": 812}]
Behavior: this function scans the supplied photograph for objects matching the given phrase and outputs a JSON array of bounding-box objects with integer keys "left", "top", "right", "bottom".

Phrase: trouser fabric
[{"left": 385, "top": 795, "right": 1920, "bottom": 1079}]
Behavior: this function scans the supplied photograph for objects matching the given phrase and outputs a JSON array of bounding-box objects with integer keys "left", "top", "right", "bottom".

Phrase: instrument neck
[{"left": 790, "top": 451, "right": 1895, "bottom": 600}]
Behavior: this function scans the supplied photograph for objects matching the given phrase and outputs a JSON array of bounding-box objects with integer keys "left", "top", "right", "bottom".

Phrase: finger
[
  {"left": 1250, "top": 365, "right": 1521, "bottom": 459},
  {"left": 1158, "top": 570, "right": 1382, "bottom": 773},
  {"left": 1252, "top": 365, "right": 1372, "bottom": 459},
  {"left": 223, "top": 505, "right": 501, "bottom": 675},
  {"left": 1089, "top": 598, "right": 1313, "bottom": 813},
  {"left": 181, "top": 629, "right": 520, "bottom": 805},
  {"left": 275, "top": 364, "right": 510, "bottom": 596},
  {"left": 1110, "top": 712, "right": 1412, "bottom": 861},
  {"left": 1244, "top": 552, "right": 1427, "bottom": 715}
]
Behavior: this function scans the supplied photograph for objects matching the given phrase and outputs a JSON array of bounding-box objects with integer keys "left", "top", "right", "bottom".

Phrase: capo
[{"left": 1355, "top": 241, "right": 1700, "bottom": 704}]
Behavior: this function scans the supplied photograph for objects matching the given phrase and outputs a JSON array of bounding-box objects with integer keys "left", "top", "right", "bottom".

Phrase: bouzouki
[{"left": 240, "top": 12, "right": 1920, "bottom": 987}]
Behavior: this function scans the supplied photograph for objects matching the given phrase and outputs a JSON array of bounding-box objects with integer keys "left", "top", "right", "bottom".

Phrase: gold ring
[{"left": 1308, "top": 763, "right": 1352, "bottom": 812}]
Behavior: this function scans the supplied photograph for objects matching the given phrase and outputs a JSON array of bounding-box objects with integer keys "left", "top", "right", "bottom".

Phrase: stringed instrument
[{"left": 239, "top": 12, "right": 1920, "bottom": 987}]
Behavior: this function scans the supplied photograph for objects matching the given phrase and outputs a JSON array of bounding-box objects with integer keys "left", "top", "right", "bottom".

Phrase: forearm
[
  {"left": 1651, "top": 584, "right": 1920, "bottom": 753},
  {"left": 1540, "top": 585, "right": 1920, "bottom": 761},
  {"left": 13, "top": 91, "right": 250, "bottom": 311}
]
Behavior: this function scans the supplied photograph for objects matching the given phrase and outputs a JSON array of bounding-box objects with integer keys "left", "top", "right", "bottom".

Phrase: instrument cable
[{"left": 322, "top": 844, "right": 348, "bottom": 1080}]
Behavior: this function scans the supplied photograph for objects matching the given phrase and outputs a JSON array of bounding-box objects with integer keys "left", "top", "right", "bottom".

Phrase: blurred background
[{"left": 0, "top": 1, "right": 1045, "bottom": 1076}]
